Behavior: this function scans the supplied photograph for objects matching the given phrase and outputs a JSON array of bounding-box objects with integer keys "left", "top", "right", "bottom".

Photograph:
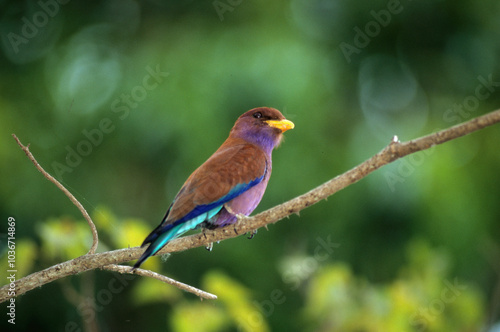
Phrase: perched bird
[{"left": 133, "top": 107, "right": 294, "bottom": 269}]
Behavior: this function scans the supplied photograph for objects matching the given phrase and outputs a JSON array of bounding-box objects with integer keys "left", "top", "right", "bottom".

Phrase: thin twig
[
  {"left": 102, "top": 264, "right": 217, "bottom": 300},
  {"left": 2, "top": 108, "right": 500, "bottom": 303},
  {"left": 12, "top": 134, "right": 99, "bottom": 255}
]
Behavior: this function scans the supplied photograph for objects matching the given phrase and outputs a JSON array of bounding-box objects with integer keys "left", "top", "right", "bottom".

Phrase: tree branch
[
  {"left": 3, "top": 109, "right": 500, "bottom": 303},
  {"left": 10, "top": 135, "right": 216, "bottom": 300},
  {"left": 12, "top": 134, "right": 99, "bottom": 255},
  {"left": 102, "top": 264, "right": 217, "bottom": 300}
]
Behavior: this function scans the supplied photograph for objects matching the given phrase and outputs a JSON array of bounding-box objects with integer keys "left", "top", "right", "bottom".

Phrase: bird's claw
[
  {"left": 205, "top": 242, "right": 213, "bottom": 251},
  {"left": 247, "top": 229, "right": 257, "bottom": 239},
  {"left": 231, "top": 213, "right": 255, "bottom": 238}
]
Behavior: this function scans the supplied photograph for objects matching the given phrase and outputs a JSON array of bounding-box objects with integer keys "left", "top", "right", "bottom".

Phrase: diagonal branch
[
  {"left": 12, "top": 134, "right": 99, "bottom": 255},
  {"left": 2, "top": 108, "right": 500, "bottom": 303},
  {"left": 102, "top": 264, "right": 217, "bottom": 300}
]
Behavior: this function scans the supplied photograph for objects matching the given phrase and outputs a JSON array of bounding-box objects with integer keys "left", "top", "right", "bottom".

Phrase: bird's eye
[{"left": 253, "top": 112, "right": 262, "bottom": 119}]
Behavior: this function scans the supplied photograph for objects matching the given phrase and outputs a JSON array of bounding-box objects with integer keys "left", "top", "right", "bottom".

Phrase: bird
[{"left": 133, "top": 107, "right": 294, "bottom": 269}]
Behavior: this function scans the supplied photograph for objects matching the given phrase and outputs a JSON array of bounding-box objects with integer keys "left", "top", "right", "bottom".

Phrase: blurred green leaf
[
  {"left": 0, "top": 239, "right": 37, "bottom": 278},
  {"left": 132, "top": 277, "right": 182, "bottom": 306},
  {"left": 302, "top": 241, "right": 485, "bottom": 332},
  {"left": 36, "top": 216, "right": 92, "bottom": 261},
  {"left": 170, "top": 301, "right": 230, "bottom": 332},
  {"left": 204, "top": 270, "right": 270, "bottom": 332}
]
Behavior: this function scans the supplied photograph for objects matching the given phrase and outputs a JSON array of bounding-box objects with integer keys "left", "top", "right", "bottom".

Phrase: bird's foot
[
  {"left": 247, "top": 229, "right": 257, "bottom": 239},
  {"left": 231, "top": 213, "right": 255, "bottom": 238},
  {"left": 205, "top": 242, "right": 213, "bottom": 251},
  {"left": 223, "top": 206, "right": 253, "bottom": 237}
]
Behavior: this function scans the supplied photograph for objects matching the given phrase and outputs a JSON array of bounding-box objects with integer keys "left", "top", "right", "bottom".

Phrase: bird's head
[{"left": 230, "top": 107, "right": 294, "bottom": 153}]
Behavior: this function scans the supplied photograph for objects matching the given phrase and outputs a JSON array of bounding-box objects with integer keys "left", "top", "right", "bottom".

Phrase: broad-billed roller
[{"left": 134, "top": 107, "right": 294, "bottom": 268}]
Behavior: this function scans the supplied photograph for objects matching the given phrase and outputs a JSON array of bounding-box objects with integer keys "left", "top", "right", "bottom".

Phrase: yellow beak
[{"left": 265, "top": 119, "right": 295, "bottom": 132}]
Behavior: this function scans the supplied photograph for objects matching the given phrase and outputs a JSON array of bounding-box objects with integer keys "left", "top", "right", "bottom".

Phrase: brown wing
[{"left": 165, "top": 138, "right": 268, "bottom": 224}]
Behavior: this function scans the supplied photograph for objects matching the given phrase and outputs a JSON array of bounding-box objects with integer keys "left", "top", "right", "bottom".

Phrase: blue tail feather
[{"left": 133, "top": 205, "right": 223, "bottom": 269}]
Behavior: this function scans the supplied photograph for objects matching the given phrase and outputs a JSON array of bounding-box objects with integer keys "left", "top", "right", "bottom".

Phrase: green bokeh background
[{"left": 1, "top": 0, "right": 499, "bottom": 331}]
